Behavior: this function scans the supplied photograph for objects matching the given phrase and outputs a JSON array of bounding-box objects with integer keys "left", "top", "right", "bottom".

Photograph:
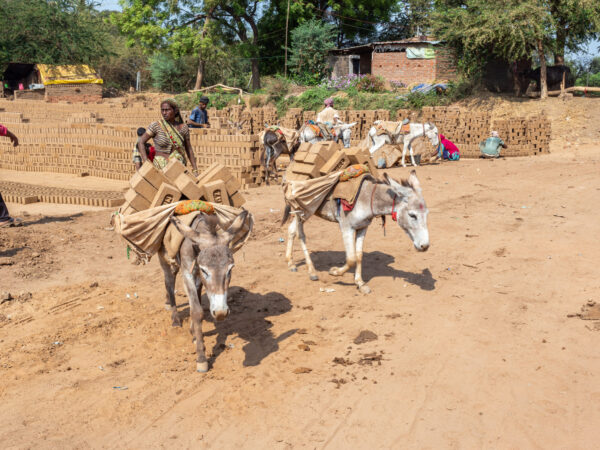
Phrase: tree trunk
[
  {"left": 251, "top": 58, "right": 261, "bottom": 90},
  {"left": 538, "top": 40, "right": 548, "bottom": 99},
  {"left": 555, "top": 24, "right": 566, "bottom": 65},
  {"left": 194, "top": 57, "right": 204, "bottom": 90}
]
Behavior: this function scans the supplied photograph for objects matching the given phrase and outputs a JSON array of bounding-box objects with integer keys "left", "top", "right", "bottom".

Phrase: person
[
  {"left": 137, "top": 99, "right": 199, "bottom": 174},
  {"left": 187, "top": 96, "right": 210, "bottom": 129},
  {"left": 0, "top": 124, "right": 21, "bottom": 227},
  {"left": 316, "top": 98, "right": 339, "bottom": 139},
  {"left": 479, "top": 130, "right": 507, "bottom": 158},
  {"left": 438, "top": 134, "right": 460, "bottom": 160},
  {"left": 132, "top": 127, "right": 155, "bottom": 170}
]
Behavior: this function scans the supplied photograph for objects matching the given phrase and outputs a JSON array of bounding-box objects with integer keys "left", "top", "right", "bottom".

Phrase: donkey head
[
  {"left": 333, "top": 122, "right": 356, "bottom": 148},
  {"left": 424, "top": 122, "right": 440, "bottom": 147},
  {"left": 170, "top": 210, "right": 249, "bottom": 321},
  {"left": 383, "top": 171, "right": 429, "bottom": 252}
]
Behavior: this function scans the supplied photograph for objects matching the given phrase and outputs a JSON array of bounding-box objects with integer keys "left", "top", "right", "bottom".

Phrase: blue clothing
[
  {"left": 479, "top": 136, "right": 505, "bottom": 158},
  {"left": 189, "top": 107, "right": 209, "bottom": 128}
]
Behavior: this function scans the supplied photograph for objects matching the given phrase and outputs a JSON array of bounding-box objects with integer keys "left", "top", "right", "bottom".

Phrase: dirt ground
[{"left": 2, "top": 98, "right": 600, "bottom": 449}]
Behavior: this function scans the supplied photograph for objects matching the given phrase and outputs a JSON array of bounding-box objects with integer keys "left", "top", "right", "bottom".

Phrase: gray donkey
[
  {"left": 282, "top": 171, "right": 429, "bottom": 294},
  {"left": 158, "top": 210, "right": 250, "bottom": 373},
  {"left": 262, "top": 128, "right": 300, "bottom": 185}
]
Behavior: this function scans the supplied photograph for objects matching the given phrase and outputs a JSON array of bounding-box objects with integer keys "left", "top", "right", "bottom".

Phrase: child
[{"left": 132, "top": 127, "right": 155, "bottom": 170}]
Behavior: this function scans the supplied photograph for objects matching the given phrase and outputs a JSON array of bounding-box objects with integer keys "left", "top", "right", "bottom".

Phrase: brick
[
  {"left": 124, "top": 188, "right": 150, "bottom": 211},
  {"left": 203, "top": 180, "right": 230, "bottom": 205},
  {"left": 151, "top": 183, "right": 182, "bottom": 207},
  {"left": 174, "top": 174, "right": 205, "bottom": 200},
  {"left": 163, "top": 159, "right": 189, "bottom": 183},
  {"left": 139, "top": 160, "right": 170, "bottom": 189},
  {"left": 320, "top": 151, "right": 351, "bottom": 175},
  {"left": 129, "top": 171, "right": 158, "bottom": 203},
  {"left": 229, "top": 191, "right": 246, "bottom": 207},
  {"left": 291, "top": 161, "right": 322, "bottom": 178}
]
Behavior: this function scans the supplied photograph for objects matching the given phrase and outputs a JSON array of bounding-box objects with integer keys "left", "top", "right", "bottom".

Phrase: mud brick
[
  {"left": 297, "top": 142, "right": 312, "bottom": 153},
  {"left": 196, "top": 163, "right": 241, "bottom": 194},
  {"left": 129, "top": 171, "right": 158, "bottom": 203},
  {"left": 303, "top": 152, "right": 326, "bottom": 167},
  {"left": 124, "top": 188, "right": 150, "bottom": 211},
  {"left": 139, "top": 160, "right": 169, "bottom": 189},
  {"left": 291, "top": 161, "right": 321, "bottom": 178},
  {"left": 120, "top": 203, "right": 138, "bottom": 215},
  {"left": 320, "top": 151, "right": 351, "bottom": 175},
  {"left": 343, "top": 146, "right": 371, "bottom": 165},
  {"left": 294, "top": 151, "right": 309, "bottom": 162},
  {"left": 21, "top": 196, "right": 39, "bottom": 204},
  {"left": 228, "top": 190, "right": 246, "bottom": 207},
  {"left": 203, "top": 180, "right": 230, "bottom": 205},
  {"left": 285, "top": 171, "right": 311, "bottom": 181},
  {"left": 310, "top": 141, "right": 339, "bottom": 162},
  {"left": 151, "top": 183, "right": 182, "bottom": 208},
  {"left": 174, "top": 174, "right": 205, "bottom": 200},
  {"left": 163, "top": 159, "right": 190, "bottom": 183}
]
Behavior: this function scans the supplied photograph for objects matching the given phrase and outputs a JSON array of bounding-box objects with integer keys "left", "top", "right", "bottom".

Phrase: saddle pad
[
  {"left": 308, "top": 123, "right": 322, "bottom": 137},
  {"left": 163, "top": 211, "right": 201, "bottom": 259},
  {"left": 332, "top": 173, "right": 373, "bottom": 204},
  {"left": 376, "top": 121, "right": 409, "bottom": 137},
  {"left": 339, "top": 164, "right": 369, "bottom": 182}
]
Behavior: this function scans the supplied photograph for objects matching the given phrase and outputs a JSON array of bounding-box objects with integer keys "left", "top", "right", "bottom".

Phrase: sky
[{"left": 97, "top": 0, "right": 121, "bottom": 11}]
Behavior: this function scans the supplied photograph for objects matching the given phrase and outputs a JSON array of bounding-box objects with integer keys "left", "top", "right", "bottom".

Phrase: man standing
[
  {"left": 187, "top": 96, "right": 210, "bottom": 128},
  {"left": 479, "top": 131, "right": 508, "bottom": 158},
  {"left": 0, "top": 124, "right": 21, "bottom": 227},
  {"left": 316, "top": 98, "right": 338, "bottom": 140}
]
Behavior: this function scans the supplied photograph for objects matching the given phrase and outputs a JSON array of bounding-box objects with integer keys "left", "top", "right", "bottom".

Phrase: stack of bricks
[
  {"left": 121, "top": 160, "right": 245, "bottom": 215},
  {"left": 286, "top": 141, "right": 379, "bottom": 181}
]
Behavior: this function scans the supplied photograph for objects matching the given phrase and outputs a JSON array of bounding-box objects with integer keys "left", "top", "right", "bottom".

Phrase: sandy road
[{"left": 1, "top": 152, "right": 599, "bottom": 449}]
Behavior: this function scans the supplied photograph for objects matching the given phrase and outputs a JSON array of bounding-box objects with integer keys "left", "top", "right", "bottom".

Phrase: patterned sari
[{"left": 152, "top": 119, "right": 187, "bottom": 170}]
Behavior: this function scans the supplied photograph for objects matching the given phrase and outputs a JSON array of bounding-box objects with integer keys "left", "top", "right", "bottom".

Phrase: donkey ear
[
  {"left": 408, "top": 170, "right": 422, "bottom": 192},
  {"left": 170, "top": 217, "right": 201, "bottom": 241},
  {"left": 221, "top": 210, "right": 250, "bottom": 245},
  {"left": 383, "top": 173, "right": 413, "bottom": 198}
]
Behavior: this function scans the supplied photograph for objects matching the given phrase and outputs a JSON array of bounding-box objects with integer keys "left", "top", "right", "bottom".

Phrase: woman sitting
[{"left": 137, "top": 99, "right": 199, "bottom": 174}]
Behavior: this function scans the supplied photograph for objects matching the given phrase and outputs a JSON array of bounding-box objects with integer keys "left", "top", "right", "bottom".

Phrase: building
[
  {"left": 328, "top": 37, "right": 458, "bottom": 86},
  {"left": 1, "top": 63, "right": 103, "bottom": 102}
]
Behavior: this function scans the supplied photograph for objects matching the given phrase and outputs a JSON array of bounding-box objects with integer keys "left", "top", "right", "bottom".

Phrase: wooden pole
[{"left": 284, "top": 0, "right": 291, "bottom": 78}]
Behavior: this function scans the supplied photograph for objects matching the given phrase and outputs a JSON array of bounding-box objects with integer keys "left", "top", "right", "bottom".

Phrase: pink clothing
[
  {"left": 0, "top": 124, "right": 7, "bottom": 137},
  {"left": 440, "top": 134, "right": 459, "bottom": 158}
]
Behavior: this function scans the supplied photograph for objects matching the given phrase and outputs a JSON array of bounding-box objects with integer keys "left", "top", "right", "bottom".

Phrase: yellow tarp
[{"left": 37, "top": 64, "right": 103, "bottom": 85}]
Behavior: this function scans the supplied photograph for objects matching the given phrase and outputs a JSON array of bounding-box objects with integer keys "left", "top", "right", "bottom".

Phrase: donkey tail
[{"left": 281, "top": 204, "right": 292, "bottom": 225}]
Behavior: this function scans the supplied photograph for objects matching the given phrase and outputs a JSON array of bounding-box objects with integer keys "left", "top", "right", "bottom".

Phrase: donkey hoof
[
  {"left": 329, "top": 267, "right": 342, "bottom": 276},
  {"left": 196, "top": 361, "right": 209, "bottom": 373},
  {"left": 309, "top": 274, "right": 319, "bottom": 281},
  {"left": 172, "top": 318, "right": 182, "bottom": 327},
  {"left": 359, "top": 284, "right": 372, "bottom": 295},
  {"left": 289, "top": 266, "right": 298, "bottom": 273}
]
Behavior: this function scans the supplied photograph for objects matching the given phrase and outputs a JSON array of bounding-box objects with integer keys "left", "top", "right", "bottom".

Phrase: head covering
[
  {"left": 324, "top": 98, "right": 334, "bottom": 107},
  {"left": 137, "top": 127, "right": 146, "bottom": 137},
  {"left": 160, "top": 98, "right": 183, "bottom": 124},
  {"left": 491, "top": 130, "right": 499, "bottom": 138},
  {"left": 199, "top": 96, "right": 209, "bottom": 105}
]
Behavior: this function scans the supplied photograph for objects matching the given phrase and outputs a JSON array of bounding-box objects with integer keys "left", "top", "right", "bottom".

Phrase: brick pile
[
  {"left": 0, "top": 180, "right": 124, "bottom": 207},
  {"left": 121, "top": 160, "right": 244, "bottom": 215}
]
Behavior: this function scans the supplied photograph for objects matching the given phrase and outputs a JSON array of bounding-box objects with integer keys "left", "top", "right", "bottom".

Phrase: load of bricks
[
  {"left": 285, "top": 141, "right": 379, "bottom": 181},
  {"left": 120, "top": 160, "right": 245, "bottom": 215}
]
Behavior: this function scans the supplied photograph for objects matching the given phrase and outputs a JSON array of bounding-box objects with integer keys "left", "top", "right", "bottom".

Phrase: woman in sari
[{"left": 137, "top": 99, "right": 199, "bottom": 174}]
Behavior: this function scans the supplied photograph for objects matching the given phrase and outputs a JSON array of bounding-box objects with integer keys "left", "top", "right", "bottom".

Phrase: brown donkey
[
  {"left": 158, "top": 210, "right": 250, "bottom": 372},
  {"left": 282, "top": 171, "right": 429, "bottom": 294}
]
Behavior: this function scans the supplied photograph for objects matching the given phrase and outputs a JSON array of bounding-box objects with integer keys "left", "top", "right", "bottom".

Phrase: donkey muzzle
[{"left": 209, "top": 293, "right": 230, "bottom": 321}]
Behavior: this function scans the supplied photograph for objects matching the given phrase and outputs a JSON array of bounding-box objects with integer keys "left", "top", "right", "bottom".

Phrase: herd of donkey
[{"left": 138, "top": 117, "right": 437, "bottom": 373}]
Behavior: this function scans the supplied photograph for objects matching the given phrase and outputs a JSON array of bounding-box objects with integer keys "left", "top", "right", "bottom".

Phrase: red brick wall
[
  {"left": 45, "top": 83, "right": 102, "bottom": 103},
  {"left": 371, "top": 46, "right": 457, "bottom": 85}
]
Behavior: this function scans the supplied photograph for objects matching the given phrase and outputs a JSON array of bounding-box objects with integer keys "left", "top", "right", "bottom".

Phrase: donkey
[
  {"left": 262, "top": 128, "right": 300, "bottom": 185},
  {"left": 282, "top": 171, "right": 429, "bottom": 294},
  {"left": 227, "top": 119, "right": 247, "bottom": 134},
  {"left": 367, "top": 121, "right": 440, "bottom": 167},
  {"left": 299, "top": 122, "right": 357, "bottom": 148},
  {"left": 158, "top": 210, "right": 250, "bottom": 373}
]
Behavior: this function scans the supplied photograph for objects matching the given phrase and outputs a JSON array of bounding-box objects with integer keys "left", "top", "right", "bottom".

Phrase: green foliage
[
  {"left": 284, "top": 85, "right": 334, "bottom": 112},
  {"left": 576, "top": 72, "right": 600, "bottom": 87},
  {"left": 174, "top": 90, "right": 240, "bottom": 110},
  {"left": 149, "top": 53, "right": 196, "bottom": 93},
  {"left": 289, "top": 20, "right": 337, "bottom": 84},
  {"left": 0, "top": 0, "right": 113, "bottom": 69},
  {"left": 264, "top": 76, "right": 291, "bottom": 104}
]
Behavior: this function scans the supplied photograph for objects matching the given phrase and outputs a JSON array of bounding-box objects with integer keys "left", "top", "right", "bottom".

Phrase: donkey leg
[
  {"left": 409, "top": 142, "right": 417, "bottom": 166},
  {"left": 158, "top": 248, "right": 182, "bottom": 327},
  {"left": 329, "top": 226, "right": 356, "bottom": 277},
  {"left": 401, "top": 141, "right": 409, "bottom": 167},
  {"left": 286, "top": 214, "right": 298, "bottom": 272},
  {"left": 264, "top": 151, "right": 271, "bottom": 186},
  {"left": 297, "top": 219, "right": 318, "bottom": 281},
  {"left": 354, "top": 227, "right": 371, "bottom": 294},
  {"left": 182, "top": 268, "right": 209, "bottom": 373}
]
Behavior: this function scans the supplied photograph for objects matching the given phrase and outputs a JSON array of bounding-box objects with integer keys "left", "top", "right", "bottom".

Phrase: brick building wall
[
  {"left": 328, "top": 55, "right": 350, "bottom": 78},
  {"left": 45, "top": 83, "right": 102, "bottom": 103},
  {"left": 372, "top": 46, "right": 457, "bottom": 85}
]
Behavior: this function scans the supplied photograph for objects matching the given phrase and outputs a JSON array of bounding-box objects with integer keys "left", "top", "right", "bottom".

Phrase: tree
[
  {"left": 288, "top": 19, "right": 336, "bottom": 83},
  {"left": 0, "top": 0, "right": 112, "bottom": 69},
  {"left": 432, "top": 0, "right": 553, "bottom": 97}
]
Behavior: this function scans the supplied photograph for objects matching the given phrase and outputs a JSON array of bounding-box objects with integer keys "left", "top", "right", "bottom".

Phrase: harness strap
[{"left": 391, "top": 194, "right": 398, "bottom": 222}]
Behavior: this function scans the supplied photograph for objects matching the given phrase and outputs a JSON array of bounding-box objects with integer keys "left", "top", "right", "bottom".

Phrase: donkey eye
[
  {"left": 200, "top": 267, "right": 210, "bottom": 278},
  {"left": 408, "top": 213, "right": 418, "bottom": 220}
]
